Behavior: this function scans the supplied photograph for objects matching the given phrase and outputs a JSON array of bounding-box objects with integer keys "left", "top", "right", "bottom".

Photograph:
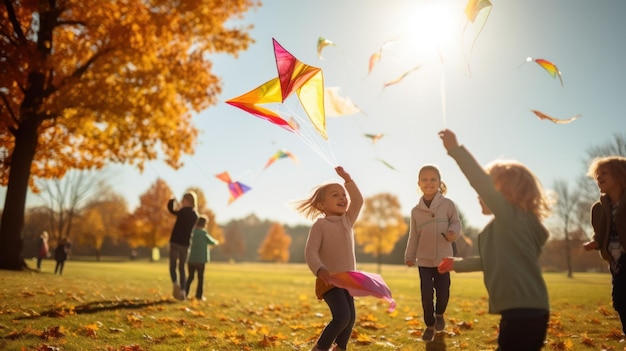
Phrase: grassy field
[{"left": 0, "top": 260, "right": 624, "bottom": 351}]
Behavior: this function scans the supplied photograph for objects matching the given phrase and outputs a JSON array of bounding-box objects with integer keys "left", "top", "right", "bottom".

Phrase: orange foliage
[{"left": 257, "top": 222, "right": 292, "bottom": 263}]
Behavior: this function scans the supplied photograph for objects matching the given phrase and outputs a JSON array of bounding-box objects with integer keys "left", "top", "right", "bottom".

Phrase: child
[
  {"left": 437, "top": 129, "right": 552, "bottom": 351},
  {"left": 54, "top": 237, "right": 69, "bottom": 275},
  {"left": 185, "top": 215, "right": 219, "bottom": 301},
  {"left": 404, "top": 164, "right": 461, "bottom": 342},
  {"left": 583, "top": 156, "right": 626, "bottom": 336},
  {"left": 37, "top": 231, "right": 49, "bottom": 270},
  {"left": 167, "top": 191, "right": 199, "bottom": 301},
  {"left": 296, "top": 166, "right": 363, "bottom": 351}
]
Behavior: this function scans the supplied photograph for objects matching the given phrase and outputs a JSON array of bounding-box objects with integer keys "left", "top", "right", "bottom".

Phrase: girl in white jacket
[{"left": 404, "top": 165, "right": 461, "bottom": 342}]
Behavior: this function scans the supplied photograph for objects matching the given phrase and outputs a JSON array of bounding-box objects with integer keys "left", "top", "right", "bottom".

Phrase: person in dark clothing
[
  {"left": 54, "top": 238, "right": 69, "bottom": 275},
  {"left": 167, "top": 191, "right": 198, "bottom": 300}
]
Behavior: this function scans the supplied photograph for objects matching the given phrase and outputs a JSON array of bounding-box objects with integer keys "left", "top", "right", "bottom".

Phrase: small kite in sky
[
  {"left": 324, "top": 87, "right": 361, "bottom": 117},
  {"left": 364, "top": 133, "right": 384, "bottom": 144},
  {"left": 368, "top": 38, "right": 396, "bottom": 74},
  {"left": 327, "top": 271, "right": 396, "bottom": 312},
  {"left": 463, "top": 0, "right": 492, "bottom": 51},
  {"left": 376, "top": 158, "right": 398, "bottom": 171},
  {"left": 215, "top": 171, "right": 251, "bottom": 204},
  {"left": 523, "top": 57, "right": 564, "bottom": 87},
  {"left": 531, "top": 110, "right": 581, "bottom": 124},
  {"left": 383, "top": 65, "right": 422, "bottom": 88},
  {"left": 317, "top": 37, "right": 335, "bottom": 59},
  {"left": 264, "top": 149, "right": 299, "bottom": 169},
  {"left": 226, "top": 38, "right": 327, "bottom": 139}
]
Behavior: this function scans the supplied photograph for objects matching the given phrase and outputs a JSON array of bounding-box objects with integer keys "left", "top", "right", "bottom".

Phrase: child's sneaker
[
  {"left": 422, "top": 326, "right": 435, "bottom": 342},
  {"left": 435, "top": 314, "right": 445, "bottom": 332},
  {"left": 172, "top": 283, "right": 181, "bottom": 300}
]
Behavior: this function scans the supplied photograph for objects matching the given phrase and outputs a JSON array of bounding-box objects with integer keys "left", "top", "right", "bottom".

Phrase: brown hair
[
  {"left": 486, "top": 160, "right": 552, "bottom": 220},
  {"left": 418, "top": 164, "right": 447, "bottom": 195},
  {"left": 196, "top": 215, "right": 208, "bottom": 228}
]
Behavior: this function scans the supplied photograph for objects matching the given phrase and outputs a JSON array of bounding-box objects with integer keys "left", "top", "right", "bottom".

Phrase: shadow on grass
[
  {"left": 425, "top": 332, "right": 447, "bottom": 351},
  {"left": 16, "top": 298, "right": 176, "bottom": 319}
]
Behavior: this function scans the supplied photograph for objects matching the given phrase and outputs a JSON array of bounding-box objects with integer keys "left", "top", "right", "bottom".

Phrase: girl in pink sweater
[{"left": 296, "top": 166, "right": 363, "bottom": 351}]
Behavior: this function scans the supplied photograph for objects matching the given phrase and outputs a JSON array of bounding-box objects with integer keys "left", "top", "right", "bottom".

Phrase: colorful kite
[
  {"left": 324, "top": 87, "right": 361, "bottom": 117},
  {"left": 383, "top": 65, "right": 422, "bottom": 88},
  {"left": 215, "top": 171, "right": 251, "bottom": 204},
  {"left": 264, "top": 149, "right": 299, "bottom": 169},
  {"left": 226, "top": 38, "right": 327, "bottom": 139},
  {"left": 524, "top": 57, "right": 564, "bottom": 87},
  {"left": 327, "top": 271, "right": 396, "bottom": 312},
  {"left": 317, "top": 37, "right": 335, "bottom": 59},
  {"left": 531, "top": 110, "right": 581, "bottom": 124}
]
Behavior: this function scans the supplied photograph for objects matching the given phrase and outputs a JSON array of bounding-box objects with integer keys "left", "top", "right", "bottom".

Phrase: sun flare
[{"left": 403, "top": 0, "right": 463, "bottom": 57}]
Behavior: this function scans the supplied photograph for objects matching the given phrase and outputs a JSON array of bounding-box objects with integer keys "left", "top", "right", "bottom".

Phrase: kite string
[
  {"left": 440, "top": 61, "right": 447, "bottom": 129},
  {"left": 280, "top": 103, "right": 337, "bottom": 167}
]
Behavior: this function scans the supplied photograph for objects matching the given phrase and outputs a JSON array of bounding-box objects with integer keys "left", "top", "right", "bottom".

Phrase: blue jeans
[
  {"left": 418, "top": 266, "right": 450, "bottom": 326},
  {"left": 316, "top": 288, "right": 355, "bottom": 349},
  {"left": 169, "top": 243, "right": 188, "bottom": 287}
]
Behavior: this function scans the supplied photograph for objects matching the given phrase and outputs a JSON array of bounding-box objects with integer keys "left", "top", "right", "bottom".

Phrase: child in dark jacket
[{"left": 54, "top": 238, "right": 69, "bottom": 275}]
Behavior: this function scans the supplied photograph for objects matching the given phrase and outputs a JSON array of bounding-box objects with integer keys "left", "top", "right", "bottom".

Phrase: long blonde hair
[
  {"left": 486, "top": 160, "right": 552, "bottom": 220},
  {"left": 293, "top": 183, "right": 341, "bottom": 221}
]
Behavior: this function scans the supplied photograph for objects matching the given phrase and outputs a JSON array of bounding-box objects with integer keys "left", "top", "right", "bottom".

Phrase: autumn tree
[
  {"left": 354, "top": 193, "right": 408, "bottom": 273},
  {"left": 0, "top": 1, "right": 257, "bottom": 270},
  {"left": 120, "top": 178, "right": 174, "bottom": 259},
  {"left": 552, "top": 179, "right": 582, "bottom": 278},
  {"left": 258, "top": 222, "right": 291, "bottom": 263},
  {"left": 35, "top": 170, "right": 106, "bottom": 242},
  {"left": 220, "top": 223, "right": 245, "bottom": 263},
  {"left": 72, "top": 185, "right": 128, "bottom": 261},
  {"left": 186, "top": 186, "right": 223, "bottom": 242}
]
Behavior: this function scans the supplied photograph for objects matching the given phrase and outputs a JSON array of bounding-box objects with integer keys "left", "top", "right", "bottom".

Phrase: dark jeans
[
  {"left": 497, "top": 309, "right": 549, "bottom": 351},
  {"left": 185, "top": 262, "right": 206, "bottom": 299},
  {"left": 612, "top": 255, "right": 626, "bottom": 335},
  {"left": 54, "top": 260, "right": 65, "bottom": 275},
  {"left": 316, "top": 288, "right": 355, "bottom": 350},
  {"left": 169, "top": 243, "right": 188, "bottom": 287},
  {"left": 418, "top": 266, "right": 450, "bottom": 326}
]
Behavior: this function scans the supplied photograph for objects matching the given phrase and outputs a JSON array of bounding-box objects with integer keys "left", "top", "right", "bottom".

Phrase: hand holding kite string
[
  {"left": 531, "top": 110, "right": 581, "bottom": 124},
  {"left": 215, "top": 171, "right": 251, "bottom": 204}
]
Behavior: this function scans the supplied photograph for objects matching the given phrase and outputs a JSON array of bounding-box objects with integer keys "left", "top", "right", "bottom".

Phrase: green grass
[{"left": 0, "top": 260, "right": 624, "bottom": 351}]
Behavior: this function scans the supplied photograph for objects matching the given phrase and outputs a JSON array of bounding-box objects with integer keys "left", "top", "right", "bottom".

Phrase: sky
[{"left": 9, "top": 0, "right": 626, "bottom": 230}]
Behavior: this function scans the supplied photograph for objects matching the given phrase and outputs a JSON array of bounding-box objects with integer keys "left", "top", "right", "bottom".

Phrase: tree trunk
[{"left": 0, "top": 118, "right": 40, "bottom": 270}]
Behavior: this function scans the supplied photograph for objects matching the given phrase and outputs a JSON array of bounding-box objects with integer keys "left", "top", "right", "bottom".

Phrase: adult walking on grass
[{"left": 167, "top": 191, "right": 198, "bottom": 301}]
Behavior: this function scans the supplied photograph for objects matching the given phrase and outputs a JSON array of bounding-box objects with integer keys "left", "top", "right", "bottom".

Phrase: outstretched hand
[
  {"left": 438, "top": 129, "right": 459, "bottom": 152},
  {"left": 335, "top": 166, "right": 352, "bottom": 183}
]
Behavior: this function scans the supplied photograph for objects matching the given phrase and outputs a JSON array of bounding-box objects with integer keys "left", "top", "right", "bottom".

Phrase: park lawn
[{"left": 0, "top": 260, "right": 624, "bottom": 351}]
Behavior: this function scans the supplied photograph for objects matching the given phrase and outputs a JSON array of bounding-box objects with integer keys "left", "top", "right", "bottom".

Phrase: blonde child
[
  {"left": 167, "top": 191, "right": 198, "bottom": 300},
  {"left": 404, "top": 164, "right": 461, "bottom": 342},
  {"left": 437, "top": 129, "right": 552, "bottom": 351},
  {"left": 583, "top": 156, "right": 626, "bottom": 336},
  {"left": 296, "top": 166, "right": 363, "bottom": 351},
  {"left": 36, "top": 231, "right": 49, "bottom": 270},
  {"left": 185, "top": 215, "right": 219, "bottom": 301}
]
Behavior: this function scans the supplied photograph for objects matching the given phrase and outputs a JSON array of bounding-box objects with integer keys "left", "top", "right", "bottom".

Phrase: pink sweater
[{"left": 305, "top": 181, "right": 363, "bottom": 276}]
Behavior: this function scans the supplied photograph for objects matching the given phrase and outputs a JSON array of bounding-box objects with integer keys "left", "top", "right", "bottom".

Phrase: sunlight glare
[{"left": 403, "top": 0, "right": 462, "bottom": 58}]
